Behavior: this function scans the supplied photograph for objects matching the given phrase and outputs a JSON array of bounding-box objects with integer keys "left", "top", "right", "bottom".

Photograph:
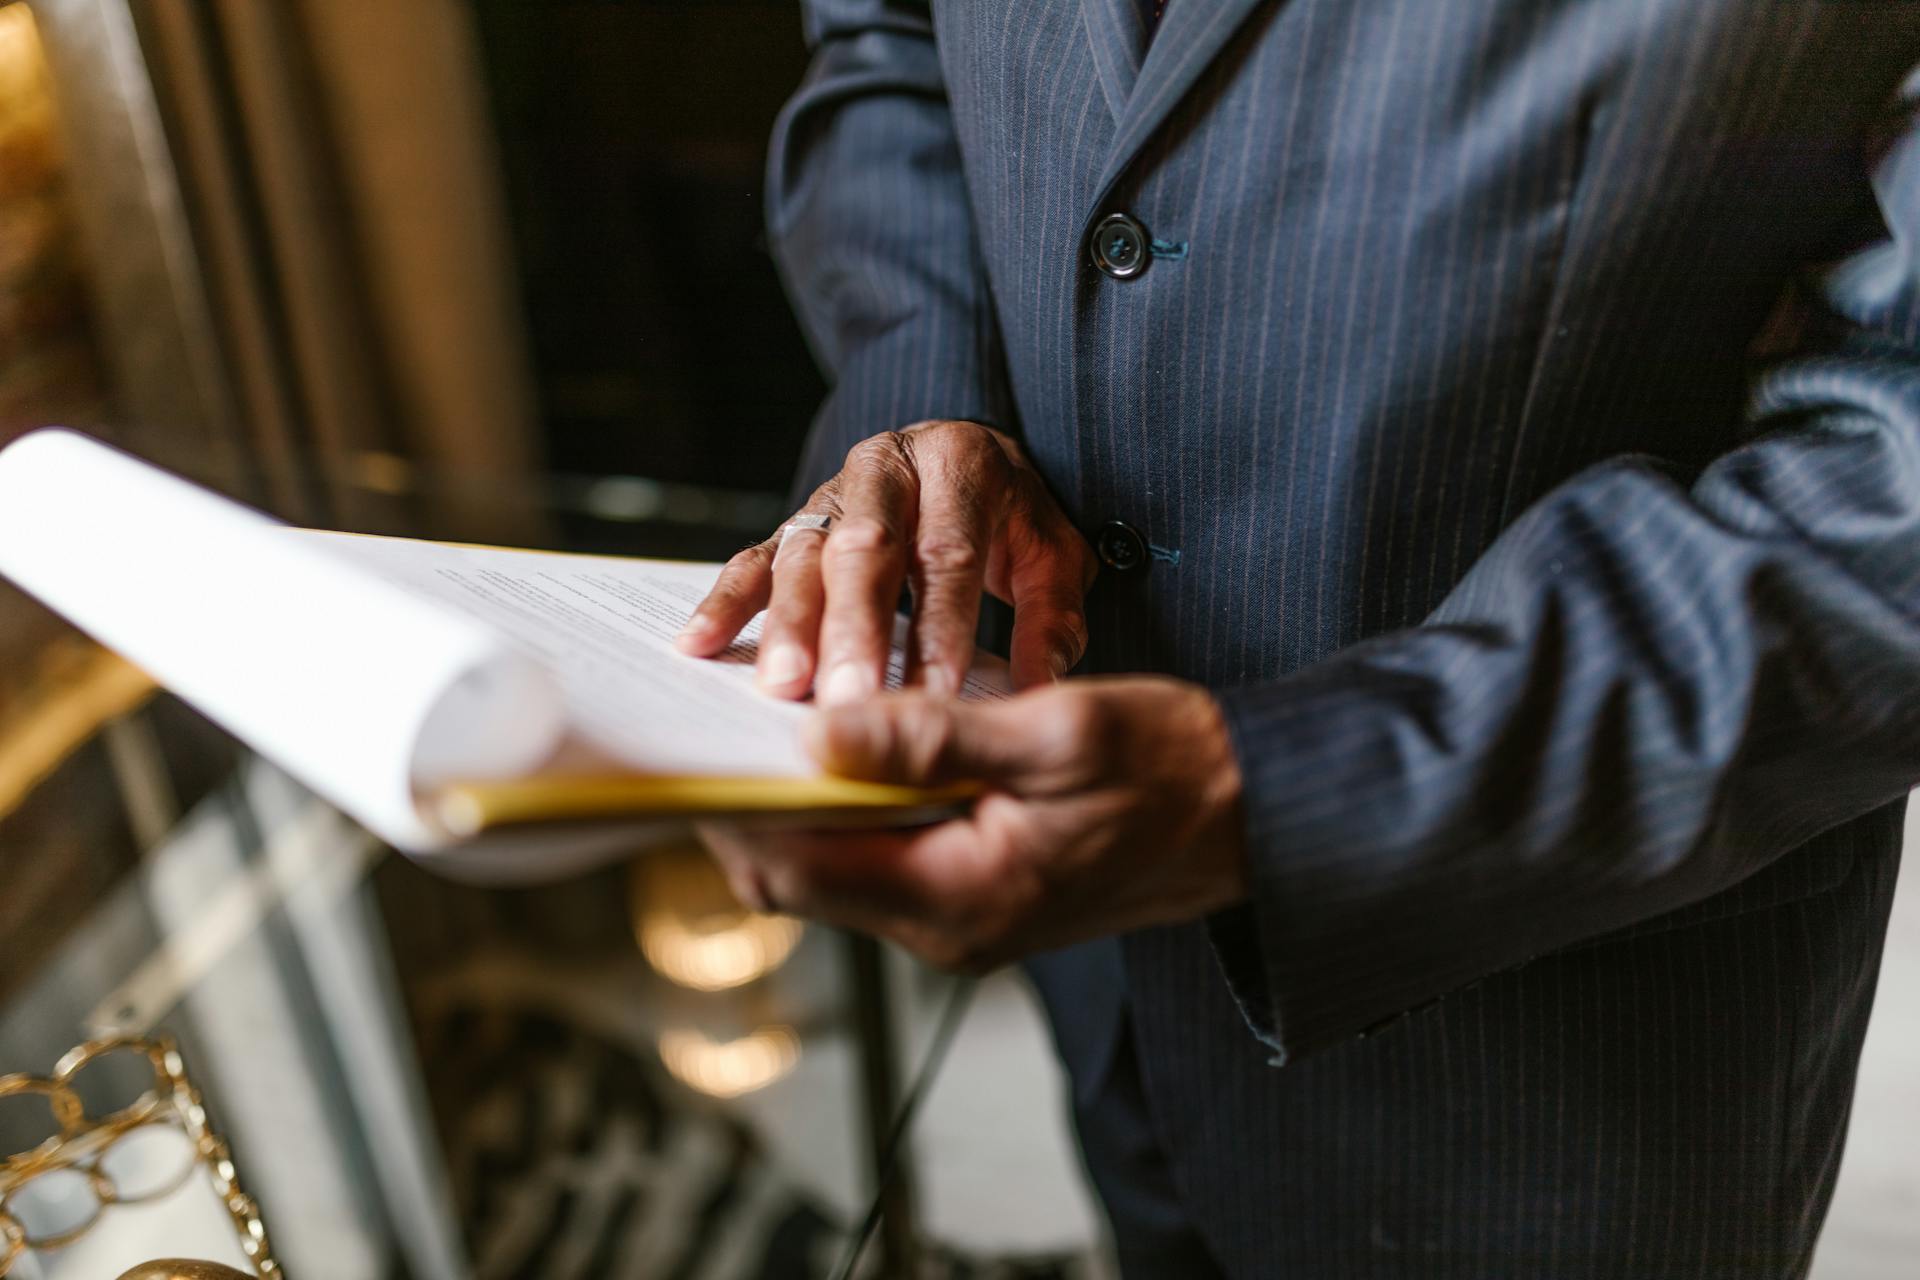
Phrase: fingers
[
  {"left": 755, "top": 521, "right": 829, "bottom": 697},
  {"left": 907, "top": 440, "right": 1004, "bottom": 696},
  {"left": 697, "top": 824, "right": 775, "bottom": 912},
  {"left": 698, "top": 820, "right": 1017, "bottom": 971},
  {"left": 803, "top": 686, "right": 1092, "bottom": 791},
  {"left": 675, "top": 538, "right": 776, "bottom": 656},
  {"left": 681, "top": 422, "right": 1092, "bottom": 702},
  {"left": 977, "top": 476, "right": 1094, "bottom": 688},
  {"left": 700, "top": 822, "right": 940, "bottom": 926},
  {"left": 1007, "top": 567, "right": 1091, "bottom": 687},
  {"left": 816, "top": 435, "right": 918, "bottom": 705},
  {"left": 680, "top": 475, "right": 838, "bottom": 679}
]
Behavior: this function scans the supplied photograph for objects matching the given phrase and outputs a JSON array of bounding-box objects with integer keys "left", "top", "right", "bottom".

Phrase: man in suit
[{"left": 684, "top": 2, "right": 1920, "bottom": 1274}]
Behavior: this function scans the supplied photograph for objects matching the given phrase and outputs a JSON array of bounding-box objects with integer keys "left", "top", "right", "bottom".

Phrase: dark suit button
[
  {"left": 1089, "top": 213, "right": 1149, "bottom": 280},
  {"left": 1096, "top": 520, "right": 1147, "bottom": 572}
]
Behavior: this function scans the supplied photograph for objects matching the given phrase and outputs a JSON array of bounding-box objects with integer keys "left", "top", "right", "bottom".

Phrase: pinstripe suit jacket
[{"left": 769, "top": 2, "right": 1920, "bottom": 1274}]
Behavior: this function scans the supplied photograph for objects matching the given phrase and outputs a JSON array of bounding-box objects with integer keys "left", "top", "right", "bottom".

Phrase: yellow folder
[{"left": 433, "top": 774, "right": 982, "bottom": 837}]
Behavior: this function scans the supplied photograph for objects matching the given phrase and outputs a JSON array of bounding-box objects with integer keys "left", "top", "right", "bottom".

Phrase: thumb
[{"left": 803, "top": 692, "right": 1063, "bottom": 789}]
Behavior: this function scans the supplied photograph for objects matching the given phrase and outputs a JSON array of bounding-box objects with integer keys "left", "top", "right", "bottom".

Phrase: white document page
[
  {"left": 293, "top": 530, "right": 1012, "bottom": 780},
  {"left": 0, "top": 431, "right": 565, "bottom": 853},
  {"left": 0, "top": 430, "right": 1012, "bottom": 873}
]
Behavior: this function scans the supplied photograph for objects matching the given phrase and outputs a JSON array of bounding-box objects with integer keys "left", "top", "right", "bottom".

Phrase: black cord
[{"left": 828, "top": 976, "right": 979, "bottom": 1280}]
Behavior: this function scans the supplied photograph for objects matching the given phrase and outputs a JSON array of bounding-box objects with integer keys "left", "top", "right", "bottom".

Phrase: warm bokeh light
[
  {"left": 632, "top": 844, "right": 804, "bottom": 991},
  {"left": 0, "top": 6, "right": 45, "bottom": 110},
  {"left": 0, "top": 0, "right": 106, "bottom": 448},
  {"left": 656, "top": 1026, "right": 800, "bottom": 1099},
  {"left": 638, "top": 908, "right": 804, "bottom": 993}
]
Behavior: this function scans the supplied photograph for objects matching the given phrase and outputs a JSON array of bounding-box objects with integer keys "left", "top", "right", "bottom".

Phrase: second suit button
[
  {"left": 1096, "top": 520, "right": 1147, "bottom": 572},
  {"left": 1089, "top": 213, "right": 1150, "bottom": 280}
]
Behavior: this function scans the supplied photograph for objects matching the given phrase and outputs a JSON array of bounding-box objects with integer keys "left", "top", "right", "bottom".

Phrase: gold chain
[{"left": 0, "top": 1035, "right": 280, "bottom": 1277}]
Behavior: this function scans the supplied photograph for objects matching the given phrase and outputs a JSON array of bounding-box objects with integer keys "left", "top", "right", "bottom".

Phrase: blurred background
[{"left": 0, "top": 2, "right": 1912, "bottom": 1277}]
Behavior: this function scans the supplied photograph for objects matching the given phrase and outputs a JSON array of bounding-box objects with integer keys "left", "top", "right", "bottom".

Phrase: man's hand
[
  {"left": 673, "top": 421, "right": 1095, "bottom": 703},
  {"left": 698, "top": 679, "right": 1249, "bottom": 971}
]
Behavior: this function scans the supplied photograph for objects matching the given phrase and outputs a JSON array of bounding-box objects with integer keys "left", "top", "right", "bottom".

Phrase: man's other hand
[
  {"left": 673, "top": 421, "right": 1095, "bottom": 702},
  {"left": 698, "top": 679, "right": 1248, "bottom": 971}
]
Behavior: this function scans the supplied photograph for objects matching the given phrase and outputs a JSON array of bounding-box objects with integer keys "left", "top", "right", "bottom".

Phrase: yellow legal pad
[{"left": 433, "top": 774, "right": 983, "bottom": 837}]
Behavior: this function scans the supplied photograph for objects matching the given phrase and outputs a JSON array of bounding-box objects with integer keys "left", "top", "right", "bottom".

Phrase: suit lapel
[
  {"left": 1085, "top": 0, "right": 1271, "bottom": 222},
  {"left": 1080, "top": 0, "right": 1149, "bottom": 120}
]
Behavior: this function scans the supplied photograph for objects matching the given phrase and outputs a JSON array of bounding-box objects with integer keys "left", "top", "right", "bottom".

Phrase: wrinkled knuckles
[
  {"left": 824, "top": 516, "right": 901, "bottom": 565},
  {"left": 846, "top": 431, "right": 915, "bottom": 475},
  {"left": 914, "top": 533, "right": 985, "bottom": 581},
  {"left": 942, "top": 420, "right": 1008, "bottom": 459},
  {"left": 907, "top": 421, "right": 998, "bottom": 479}
]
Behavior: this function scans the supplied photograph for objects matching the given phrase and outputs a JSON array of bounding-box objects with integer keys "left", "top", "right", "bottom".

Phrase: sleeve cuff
[{"left": 1203, "top": 661, "right": 1534, "bottom": 1065}]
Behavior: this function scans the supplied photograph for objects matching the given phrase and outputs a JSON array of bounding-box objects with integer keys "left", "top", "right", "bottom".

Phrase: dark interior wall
[{"left": 471, "top": 0, "right": 824, "bottom": 496}]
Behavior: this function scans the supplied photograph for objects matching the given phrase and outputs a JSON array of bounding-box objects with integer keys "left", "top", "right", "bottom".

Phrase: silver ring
[{"left": 779, "top": 513, "right": 832, "bottom": 545}]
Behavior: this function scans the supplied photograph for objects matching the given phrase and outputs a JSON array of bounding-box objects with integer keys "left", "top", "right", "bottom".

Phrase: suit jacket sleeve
[
  {"left": 1213, "top": 95, "right": 1920, "bottom": 1065},
  {"left": 769, "top": 0, "right": 1014, "bottom": 495}
]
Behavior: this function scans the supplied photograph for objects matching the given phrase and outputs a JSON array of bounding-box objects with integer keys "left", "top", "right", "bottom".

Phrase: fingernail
[
  {"left": 674, "top": 614, "right": 712, "bottom": 649},
  {"left": 759, "top": 643, "right": 809, "bottom": 692},
  {"left": 1049, "top": 649, "right": 1073, "bottom": 681},
  {"left": 923, "top": 666, "right": 959, "bottom": 698},
  {"left": 820, "top": 662, "right": 875, "bottom": 707}
]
